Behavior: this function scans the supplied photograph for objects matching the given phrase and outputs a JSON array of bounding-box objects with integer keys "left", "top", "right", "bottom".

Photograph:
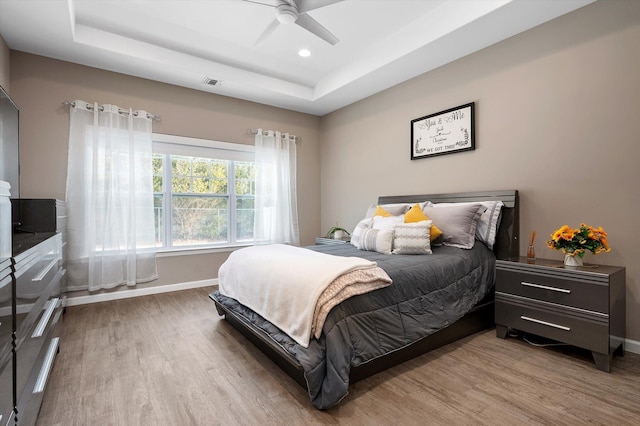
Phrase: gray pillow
[
  {"left": 423, "top": 204, "right": 486, "bottom": 249},
  {"left": 364, "top": 201, "right": 429, "bottom": 219},
  {"left": 430, "top": 200, "right": 504, "bottom": 249},
  {"left": 364, "top": 203, "right": 411, "bottom": 218}
]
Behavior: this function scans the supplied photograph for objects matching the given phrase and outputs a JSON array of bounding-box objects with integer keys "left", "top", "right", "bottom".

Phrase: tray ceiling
[{"left": 0, "top": 0, "right": 595, "bottom": 115}]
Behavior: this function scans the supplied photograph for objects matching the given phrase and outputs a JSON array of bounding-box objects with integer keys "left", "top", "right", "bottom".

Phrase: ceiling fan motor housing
[{"left": 276, "top": 3, "right": 298, "bottom": 24}]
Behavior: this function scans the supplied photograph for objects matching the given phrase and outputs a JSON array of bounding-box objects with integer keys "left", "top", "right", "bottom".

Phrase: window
[{"left": 152, "top": 134, "right": 255, "bottom": 250}]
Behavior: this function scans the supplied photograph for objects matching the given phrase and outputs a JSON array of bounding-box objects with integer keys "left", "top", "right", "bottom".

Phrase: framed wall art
[{"left": 411, "top": 102, "right": 475, "bottom": 160}]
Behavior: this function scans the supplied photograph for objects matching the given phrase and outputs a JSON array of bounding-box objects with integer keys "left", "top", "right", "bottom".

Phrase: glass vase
[{"left": 526, "top": 244, "right": 535, "bottom": 263}]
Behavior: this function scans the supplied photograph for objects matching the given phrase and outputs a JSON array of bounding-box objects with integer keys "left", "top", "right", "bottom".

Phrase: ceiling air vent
[{"left": 203, "top": 77, "right": 221, "bottom": 87}]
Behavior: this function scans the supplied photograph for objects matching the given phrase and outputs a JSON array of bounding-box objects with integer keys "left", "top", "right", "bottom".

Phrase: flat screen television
[{"left": 0, "top": 84, "right": 19, "bottom": 200}]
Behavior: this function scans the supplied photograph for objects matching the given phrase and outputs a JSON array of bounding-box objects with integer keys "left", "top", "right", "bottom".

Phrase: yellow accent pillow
[
  {"left": 404, "top": 203, "right": 428, "bottom": 223},
  {"left": 404, "top": 204, "right": 442, "bottom": 242},
  {"left": 425, "top": 216, "right": 443, "bottom": 242},
  {"left": 373, "top": 205, "right": 393, "bottom": 217}
]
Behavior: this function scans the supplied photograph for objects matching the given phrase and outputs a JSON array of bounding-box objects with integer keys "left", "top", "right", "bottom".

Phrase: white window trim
[
  {"left": 153, "top": 133, "right": 254, "bottom": 154},
  {"left": 155, "top": 243, "right": 252, "bottom": 257},
  {"left": 152, "top": 133, "right": 255, "bottom": 255}
]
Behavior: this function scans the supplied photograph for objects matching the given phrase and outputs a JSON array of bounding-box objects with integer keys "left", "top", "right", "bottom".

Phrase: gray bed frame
[{"left": 210, "top": 189, "right": 519, "bottom": 390}]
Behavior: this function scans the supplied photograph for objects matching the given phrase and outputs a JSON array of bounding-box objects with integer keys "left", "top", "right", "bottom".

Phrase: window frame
[{"left": 152, "top": 133, "right": 255, "bottom": 254}]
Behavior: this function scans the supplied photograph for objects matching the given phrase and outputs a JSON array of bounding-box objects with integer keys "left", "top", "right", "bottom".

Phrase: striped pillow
[
  {"left": 359, "top": 228, "right": 394, "bottom": 255},
  {"left": 350, "top": 218, "right": 373, "bottom": 249}
]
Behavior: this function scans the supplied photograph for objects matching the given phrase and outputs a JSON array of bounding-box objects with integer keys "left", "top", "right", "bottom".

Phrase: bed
[{"left": 210, "top": 189, "right": 519, "bottom": 409}]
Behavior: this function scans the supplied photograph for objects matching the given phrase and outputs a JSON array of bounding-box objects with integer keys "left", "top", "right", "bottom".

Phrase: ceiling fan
[{"left": 244, "top": 0, "right": 343, "bottom": 46}]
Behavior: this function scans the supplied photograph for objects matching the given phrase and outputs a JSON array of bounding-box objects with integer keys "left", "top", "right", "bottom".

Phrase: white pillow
[
  {"left": 392, "top": 220, "right": 433, "bottom": 255},
  {"left": 359, "top": 228, "right": 394, "bottom": 255},
  {"left": 430, "top": 200, "right": 503, "bottom": 249},
  {"left": 372, "top": 215, "right": 404, "bottom": 231},
  {"left": 350, "top": 218, "right": 373, "bottom": 249},
  {"left": 422, "top": 204, "right": 486, "bottom": 249}
]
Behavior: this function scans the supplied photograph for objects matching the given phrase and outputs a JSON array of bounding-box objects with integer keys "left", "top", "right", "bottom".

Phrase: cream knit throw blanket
[{"left": 219, "top": 244, "right": 391, "bottom": 347}]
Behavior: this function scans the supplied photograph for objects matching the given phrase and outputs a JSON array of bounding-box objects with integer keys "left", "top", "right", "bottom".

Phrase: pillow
[
  {"left": 350, "top": 218, "right": 373, "bottom": 249},
  {"left": 365, "top": 203, "right": 412, "bottom": 219},
  {"left": 392, "top": 220, "right": 433, "bottom": 255},
  {"left": 422, "top": 213, "right": 443, "bottom": 242},
  {"left": 422, "top": 204, "right": 486, "bottom": 249},
  {"left": 430, "top": 200, "right": 504, "bottom": 249},
  {"left": 372, "top": 205, "right": 392, "bottom": 217},
  {"left": 372, "top": 215, "right": 404, "bottom": 231},
  {"left": 359, "top": 228, "right": 394, "bottom": 255},
  {"left": 405, "top": 203, "right": 442, "bottom": 242},
  {"left": 404, "top": 203, "right": 428, "bottom": 223}
]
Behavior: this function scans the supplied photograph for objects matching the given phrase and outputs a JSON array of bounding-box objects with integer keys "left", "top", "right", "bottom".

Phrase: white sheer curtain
[
  {"left": 253, "top": 129, "right": 300, "bottom": 245},
  {"left": 65, "top": 100, "right": 157, "bottom": 291}
]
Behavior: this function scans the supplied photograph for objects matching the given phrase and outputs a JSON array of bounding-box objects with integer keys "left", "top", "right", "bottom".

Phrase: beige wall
[
  {"left": 9, "top": 52, "right": 321, "bottom": 295},
  {"left": 6, "top": 1, "right": 640, "bottom": 341},
  {"left": 320, "top": 0, "right": 640, "bottom": 340},
  {"left": 0, "top": 34, "right": 9, "bottom": 91}
]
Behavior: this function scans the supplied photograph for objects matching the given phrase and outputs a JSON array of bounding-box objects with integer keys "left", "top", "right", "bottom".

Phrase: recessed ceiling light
[{"left": 298, "top": 49, "right": 311, "bottom": 58}]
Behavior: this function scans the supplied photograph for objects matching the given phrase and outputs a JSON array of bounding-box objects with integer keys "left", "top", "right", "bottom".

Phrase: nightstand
[
  {"left": 315, "top": 237, "right": 349, "bottom": 245},
  {"left": 495, "top": 257, "right": 625, "bottom": 372}
]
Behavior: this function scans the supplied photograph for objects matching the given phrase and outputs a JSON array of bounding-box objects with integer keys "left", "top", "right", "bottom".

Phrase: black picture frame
[{"left": 411, "top": 102, "right": 475, "bottom": 160}]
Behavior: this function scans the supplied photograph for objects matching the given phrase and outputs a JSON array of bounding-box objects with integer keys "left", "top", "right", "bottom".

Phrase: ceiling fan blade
[
  {"left": 242, "top": 0, "right": 277, "bottom": 8},
  {"left": 296, "top": 0, "right": 343, "bottom": 14},
  {"left": 254, "top": 19, "right": 281, "bottom": 45},
  {"left": 295, "top": 13, "right": 339, "bottom": 45}
]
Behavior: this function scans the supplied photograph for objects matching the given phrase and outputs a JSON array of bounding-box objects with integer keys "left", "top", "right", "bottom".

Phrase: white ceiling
[{"left": 0, "top": 0, "right": 595, "bottom": 116}]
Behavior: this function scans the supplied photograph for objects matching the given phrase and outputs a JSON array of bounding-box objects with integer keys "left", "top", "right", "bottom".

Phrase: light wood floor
[{"left": 36, "top": 286, "right": 640, "bottom": 426}]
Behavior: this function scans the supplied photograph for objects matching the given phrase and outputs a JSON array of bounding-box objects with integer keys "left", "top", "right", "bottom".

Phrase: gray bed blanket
[{"left": 211, "top": 243, "right": 495, "bottom": 409}]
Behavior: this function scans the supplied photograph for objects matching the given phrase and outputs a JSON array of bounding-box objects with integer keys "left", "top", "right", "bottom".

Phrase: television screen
[{"left": 0, "top": 84, "right": 19, "bottom": 199}]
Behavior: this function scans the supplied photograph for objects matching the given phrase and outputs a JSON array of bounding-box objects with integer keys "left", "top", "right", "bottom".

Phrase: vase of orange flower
[
  {"left": 563, "top": 252, "right": 584, "bottom": 267},
  {"left": 546, "top": 223, "right": 611, "bottom": 267}
]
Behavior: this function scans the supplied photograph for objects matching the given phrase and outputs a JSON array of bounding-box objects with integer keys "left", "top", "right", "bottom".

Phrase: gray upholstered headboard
[{"left": 377, "top": 189, "right": 519, "bottom": 260}]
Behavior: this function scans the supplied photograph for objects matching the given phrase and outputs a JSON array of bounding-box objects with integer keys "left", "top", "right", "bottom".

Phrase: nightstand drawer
[
  {"left": 496, "top": 269, "right": 608, "bottom": 313},
  {"left": 495, "top": 293, "right": 609, "bottom": 354}
]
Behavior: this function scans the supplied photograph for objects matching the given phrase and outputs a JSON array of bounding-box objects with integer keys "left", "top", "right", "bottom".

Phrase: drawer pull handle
[
  {"left": 33, "top": 337, "right": 59, "bottom": 394},
  {"left": 32, "top": 258, "right": 59, "bottom": 282},
  {"left": 521, "top": 281, "right": 570, "bottom": 294},
  {"left": 32, "top": 297, "right": 60, "bottom": 338},
  {"left": 521, "top": 315, "right": 571, "bottom": 331}
]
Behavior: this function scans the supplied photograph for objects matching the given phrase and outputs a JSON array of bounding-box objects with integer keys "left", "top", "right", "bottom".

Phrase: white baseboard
[
  {"left": 625, "top": 337, "right": 640, "bottom": 355},
  {"left": 65, "top": 278, "right": 218, "bottom": 307}
]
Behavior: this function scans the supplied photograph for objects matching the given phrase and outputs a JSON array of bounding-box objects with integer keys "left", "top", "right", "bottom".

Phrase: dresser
[
  {"left": 12, "top": 232, "right": 64, "bottom": 425},
  {"left": 0, "top": 257, "right": 15, "bottom": 426},
  {"left": 495, "top": 257, "right": 625, "bottom": 372},
  {"left": 0, "top": 182, "right": 14, "bottom": 425},
  {"left": 0, "top": 199, "right": 66, "bottom": 425}
]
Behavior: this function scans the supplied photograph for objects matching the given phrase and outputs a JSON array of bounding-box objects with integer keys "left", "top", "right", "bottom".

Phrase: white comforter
[{"left": 218, "top": 244, "right": 390, "bottom": 347}]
